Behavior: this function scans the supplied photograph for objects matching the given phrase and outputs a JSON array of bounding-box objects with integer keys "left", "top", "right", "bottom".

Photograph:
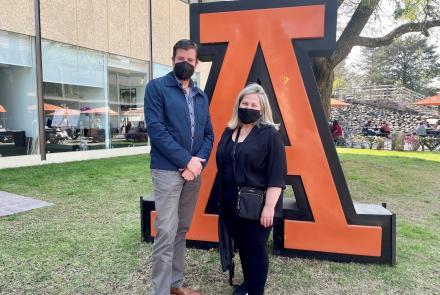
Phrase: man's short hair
[{"left": 172, "top": 39, "right": 199, "bottom": 59}]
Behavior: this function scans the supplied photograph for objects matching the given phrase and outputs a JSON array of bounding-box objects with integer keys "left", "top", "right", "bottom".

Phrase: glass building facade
[
  {"left": 0, "top": 0, "right": 206, "bottom": 159},
  {"left": 0, "top": 33, "right": 152, "bottom": 157},
  {"left": 0, "top": 32, "right": 203, "bottom": 158},
  {"left": 42, "top": 40, "right": 150, "bottom": 153},
  {"left": 0, "top": 31, "right": 39, "bottom": 157}
]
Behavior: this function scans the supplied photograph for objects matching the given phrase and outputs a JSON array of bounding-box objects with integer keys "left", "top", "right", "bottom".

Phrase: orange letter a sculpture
[{"left": 141, "top": 0, "right": 396, "bottom": 265}]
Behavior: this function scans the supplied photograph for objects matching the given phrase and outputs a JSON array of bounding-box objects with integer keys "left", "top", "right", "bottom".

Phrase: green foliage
[
  {"left": 393, "top": 0, "right": 440, "bottom": 21},
  {"left": 362, "top": 35, "right": 440, "bottom": 94},
  {"left": 391, "top": 132, "right": 406, "bottom": 151},
  {"left": 333, "top": 75, "right": 348, "bottom": 90}
]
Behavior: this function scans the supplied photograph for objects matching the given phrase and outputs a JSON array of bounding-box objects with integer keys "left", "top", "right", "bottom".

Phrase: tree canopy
[{"left": 361, "top": 35, "right": 440, "bottom": 94}]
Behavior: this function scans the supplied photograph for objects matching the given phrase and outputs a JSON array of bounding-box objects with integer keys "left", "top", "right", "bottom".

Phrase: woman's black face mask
[
  {"left": 174, "top": 61, "right": 195, "bottom": 80},
  {"left": 238, "top": 107, "right": 261, "bottom": 124}
]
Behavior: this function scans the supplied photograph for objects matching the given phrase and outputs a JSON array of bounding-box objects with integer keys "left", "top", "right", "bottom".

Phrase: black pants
[{"left": 230, "top": 216, "right": 271, "bottom": 295}]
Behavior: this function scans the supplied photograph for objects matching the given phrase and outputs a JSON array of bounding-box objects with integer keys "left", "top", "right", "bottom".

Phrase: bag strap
[
  {"left": 232, "top": 127, "right": 241, "bottom": 159},
  {"left": 232, "top": 127, "right": 241, "bottom": 183},
  {"left": 229, "top": 128, "right": 241, "bottom": 287}
]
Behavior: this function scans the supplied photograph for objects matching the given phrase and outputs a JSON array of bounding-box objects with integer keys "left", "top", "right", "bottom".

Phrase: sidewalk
[
  {"left": 0, "top": 146, "right": 150, "bottom": 170},
  {"left": 0, "top": 191, "right": 53, "bottom": 217}
]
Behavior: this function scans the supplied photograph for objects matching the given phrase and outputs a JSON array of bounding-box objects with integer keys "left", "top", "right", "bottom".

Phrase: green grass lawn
[{"left": 0, "top": 150, "right": 439, "bottom": 294}]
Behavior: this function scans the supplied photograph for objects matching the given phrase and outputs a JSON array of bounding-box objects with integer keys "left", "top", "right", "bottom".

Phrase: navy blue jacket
[{"left": 144, "top": 72, "right": 214, "bottom": 171}]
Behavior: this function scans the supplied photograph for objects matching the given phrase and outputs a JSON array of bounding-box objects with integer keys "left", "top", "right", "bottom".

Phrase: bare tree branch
[
  {"left": 356, "top": 19, "right": 440, "bottom": 48},
  {"left": 330, "top": 0, "right": 381, "bottom": 67}
]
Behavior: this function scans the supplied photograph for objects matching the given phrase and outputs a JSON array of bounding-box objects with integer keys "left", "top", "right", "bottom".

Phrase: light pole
[
  {"left": 148, "top": 0, "right": 154, "bottom": 81},
  {"left": 34, "top": 0, "right": 46, "bottom": 160}
]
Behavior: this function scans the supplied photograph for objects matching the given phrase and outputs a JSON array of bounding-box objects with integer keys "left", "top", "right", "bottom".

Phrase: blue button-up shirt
[
  {"left": 144, "top": 71, "right": 214, "bottom": 171},
  {"left": 175, "top": 75, "right": 197, "bottom": 149}
]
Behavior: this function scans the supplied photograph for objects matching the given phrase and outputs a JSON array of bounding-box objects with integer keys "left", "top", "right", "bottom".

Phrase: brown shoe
[{"left": 170, "top": 287, "right": 201, "bottom": 295}]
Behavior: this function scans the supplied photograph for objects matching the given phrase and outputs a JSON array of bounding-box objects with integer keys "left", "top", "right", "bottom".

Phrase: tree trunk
[{"left": 314, "top": 57, "right": 334, "bottom": 119}]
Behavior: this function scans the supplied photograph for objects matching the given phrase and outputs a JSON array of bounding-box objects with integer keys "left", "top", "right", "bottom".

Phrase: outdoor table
[
  {"left": 0, "top": 130, "right": 26, "bottom": 146},
  {"left": 420, "top": 136, "right": 440, "bottom": 151},
  {"left": 427, "top": 129, "right": 440, "bottom": 138}
]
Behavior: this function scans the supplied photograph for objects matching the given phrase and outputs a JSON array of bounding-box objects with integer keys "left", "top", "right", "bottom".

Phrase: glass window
[
  {"left": 42, "top": 40, "right": 105, "bottom": 88},
  {"left": 42, "top": 40, "right": 110, "bottom": 153},
  {"left": 108, "top": 55, "right": 149, "bottom": 148},
  {"left": 0, "top": 31, "right": 39, "bottom": 158},
  {"left": 153, "top": 63, "right": 172, "bottom": 79},
  {"left": 0, "top": 31, "right": 33, "bottom": 67}
]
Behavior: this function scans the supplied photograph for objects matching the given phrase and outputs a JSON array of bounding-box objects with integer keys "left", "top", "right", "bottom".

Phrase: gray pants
[{"left": 150, "top": 169, "right": 202, "bottom": 295}]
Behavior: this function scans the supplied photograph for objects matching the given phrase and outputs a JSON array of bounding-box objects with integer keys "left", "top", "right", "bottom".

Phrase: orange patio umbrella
[
  {"left": 414, "top": 93, "right": 440, "bottom": 115},
  {"left": 44, "top": 103, "right": 64, "bottom": 111},
  {"left": 0, "top": 105, "right": 6, "bottom": 113},
  {"left": 48, "top": 108, "right": 81, "bottom": 116},
  {"left": 123, "top": 108, "right": 144, "bottom": 116},
  {"left": 414, "top": 94, "right": 440, "bottom": 106},
  {"left": 28, "top": 103, "right": 63, "bottom": 112},
  {"left": 330, "top": 98, "right": 350, "bottom": 108},
  {"left": 82, "top": 106, "right": 118, "bottom": 116}
]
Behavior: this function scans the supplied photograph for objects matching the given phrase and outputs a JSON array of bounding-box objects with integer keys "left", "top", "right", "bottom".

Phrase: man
[
  {"left": 415, "top": 122, "right": 427, "bottom": 136},
  {"left": 145, "top": 39, "right": 214, "bottom": 295}
]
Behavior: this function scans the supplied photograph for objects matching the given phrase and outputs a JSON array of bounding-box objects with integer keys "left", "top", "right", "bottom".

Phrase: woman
[
  {"left": 380, "top": 121, "right": 391, "bottom": 137},
  {"left": 215, "top": 83, "right": 287, "bottom": 295},
  {"left": 331, "top": 120, "right": 343, "bottom": 141}
]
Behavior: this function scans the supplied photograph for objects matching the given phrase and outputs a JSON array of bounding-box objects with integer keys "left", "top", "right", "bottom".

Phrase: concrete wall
[
  {"left": 0, "top": 0, "right": 34, "bottom": 36},
  {"left": 0, "top": 0, "right": 192, "bottom": 63},
  {"left": 38, "top": 0, "right": 150, "bottom": 61},
  {"left": 152, "top": 0, "right": 189, "bottom": 65},
  {"left": 0, "top": 0, "right": 151, "bottom": 61},
  {"left": 198, "top": 61, "right": 211, "bottom": 91}
]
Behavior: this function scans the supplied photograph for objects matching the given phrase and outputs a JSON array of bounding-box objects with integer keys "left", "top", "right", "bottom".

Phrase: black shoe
[{"left": 232, "top": 282, "right": 248, "bottom": 295}]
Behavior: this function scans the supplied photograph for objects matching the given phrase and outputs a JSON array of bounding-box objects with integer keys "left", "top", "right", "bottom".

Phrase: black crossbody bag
[{"left": 232, "top": 127, "right": 266, "bottom": 220}]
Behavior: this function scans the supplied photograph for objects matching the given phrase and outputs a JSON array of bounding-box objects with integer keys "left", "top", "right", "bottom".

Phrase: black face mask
[
  {"left": 174, "top": 61, "right": 195, "bottom": 81},
  {"left": 238, "top": 107, "right": 261, "bottom": 124}
]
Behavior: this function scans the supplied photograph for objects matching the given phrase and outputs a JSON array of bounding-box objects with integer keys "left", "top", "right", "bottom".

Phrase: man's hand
[
  {"left": 181, "top": 169, "right": 195, "bottom": 181},
  {"left": 186, "top": 157, "right": 206, "bottom": 177}
]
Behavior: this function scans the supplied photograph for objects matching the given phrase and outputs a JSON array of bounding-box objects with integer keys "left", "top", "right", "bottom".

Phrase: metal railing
[{"left": 333, "top": 85, "right": 424, "bottom": 103}]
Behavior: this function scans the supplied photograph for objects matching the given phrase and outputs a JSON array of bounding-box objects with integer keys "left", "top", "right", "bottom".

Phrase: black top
[
  {"left": 215, "top": 124, "right": 287, "bottom": 217},
  {"left": 221, "top": 139, "right": 241, "bottom": 216}
]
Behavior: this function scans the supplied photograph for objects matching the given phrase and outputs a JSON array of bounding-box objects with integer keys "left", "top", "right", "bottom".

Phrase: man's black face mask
[{"left": 174, "top": 61, "right": 195, "bottom": 81}]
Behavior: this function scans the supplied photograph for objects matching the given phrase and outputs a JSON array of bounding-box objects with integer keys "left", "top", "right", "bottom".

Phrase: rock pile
[{"left": 331, "top": 100, "right": 439, "bottom": 135}]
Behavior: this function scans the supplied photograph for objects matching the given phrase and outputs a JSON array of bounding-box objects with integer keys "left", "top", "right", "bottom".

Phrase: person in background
[
  {"left": 362, "top": 120, "right": 376, "bottom": 136},
  {"left": 125, "top": 121, "right": 132, "bottom": 134},
  {"left": 331, "top": 120, "right": 343, "bottom": 143},
  {"left": 415, "top": 122, "right": 427, "bottom": 137},
  {"left": 380, "top": 121, "right": 391, "bottom": 137}
]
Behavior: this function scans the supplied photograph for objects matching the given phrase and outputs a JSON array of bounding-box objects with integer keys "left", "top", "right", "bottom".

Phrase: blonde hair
[{"left": 227, "top": 83, "right": 279, "bottom": 130}]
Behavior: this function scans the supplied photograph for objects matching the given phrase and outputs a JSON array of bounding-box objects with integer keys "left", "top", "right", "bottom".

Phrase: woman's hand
[
  {"left": 260, "top": 187, "right": 282, "bottom": 228},
  {"left": 260, "top": 204, "right": 275, "bottom": 228}
]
